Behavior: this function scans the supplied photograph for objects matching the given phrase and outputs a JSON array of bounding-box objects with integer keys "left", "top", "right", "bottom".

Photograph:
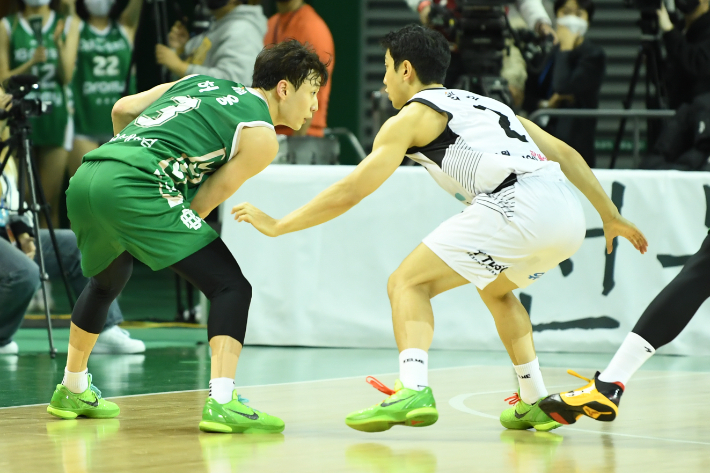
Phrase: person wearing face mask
[
  {"left": 533, "top": 0, "right": 604, "bottom": 167},
  {"left": 155, "top": 0, "right": 266, "bottom": 86},
  {"left": 658, "top": 0, "right": 710, "bottom": 109},
  {"left": 0, "top": 0, "right": 80, "bottom": 228},
  {"left": 66, "top": 0, "right": 142, "bottom": 178}
]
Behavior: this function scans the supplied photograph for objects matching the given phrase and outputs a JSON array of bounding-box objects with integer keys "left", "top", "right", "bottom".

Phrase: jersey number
[
  {"left": 93, "top": 56, "right": 120, "bottom": 77},
  {"left": 473, "top": 105, "right": 528, "bottom": 143},
  {"left": 31, "top": 63, "right": 56, "bottom": 87},
  {"left": 135, "top": 96, "right": 201, "bottom": 128}
]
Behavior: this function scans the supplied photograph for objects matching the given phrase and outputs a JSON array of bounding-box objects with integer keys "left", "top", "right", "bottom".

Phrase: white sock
[
  {"left": 399, "top": 348, "right": 428, "bottom": 391},
  {"left": 209, "top": 378, "right": 235, "bottom": 404},
  {"left": 598, "top": 332, "right": 655, "bottom": 387},
  {"left": 513, "top": 357, "right": 548, "bottom": 405},
  {"left": 62, "top": 368, "right": 89, "bottom": 394}
]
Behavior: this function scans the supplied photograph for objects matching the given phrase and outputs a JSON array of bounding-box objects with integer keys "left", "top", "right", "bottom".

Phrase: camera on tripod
[{"left": 0, "top": 75, "right": 53, "bottom": 123}]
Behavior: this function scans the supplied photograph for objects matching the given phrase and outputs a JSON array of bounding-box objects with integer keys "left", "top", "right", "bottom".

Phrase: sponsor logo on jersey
[
  {"left": 217, "top": 95, "right": 240, "bottom": 106},
  {"left": 109, "top": 133, "right": 158, "bottom": 148},
  {"left": 198, "top": 80, "right": 220, "bottom": 92},
  {"left": 79, "top": 38, "right": 128, "bottom": 53},
  {"left": 83, "top": 80, "right": 124, "bottom": 95}
]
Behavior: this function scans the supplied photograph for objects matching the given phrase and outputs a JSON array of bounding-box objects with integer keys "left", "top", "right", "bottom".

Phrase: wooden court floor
[{"left": 0, "top": 365, "right": 708, "bottom": 473}]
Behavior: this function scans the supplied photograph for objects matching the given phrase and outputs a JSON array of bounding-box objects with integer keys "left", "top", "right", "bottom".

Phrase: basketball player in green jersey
[
  {"left": 68, "top": 0, "right": 142, "bottom": 177},
  {"left": 0, "top": 0, "right": 80, "bottom": 227},
  {"left": 46, "top": 41, "right": 328, "bottom": 433}
]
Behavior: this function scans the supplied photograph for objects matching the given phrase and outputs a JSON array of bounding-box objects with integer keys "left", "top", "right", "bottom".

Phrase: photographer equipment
[
  {"left": 0, "top": 75, "right": 77, "bottom": 358},
  {"left": 428, "top": 0, "right": 550, "bottom": 107},
  {"left": 609, "top": 0, "right": 667, "bottom": 168}
]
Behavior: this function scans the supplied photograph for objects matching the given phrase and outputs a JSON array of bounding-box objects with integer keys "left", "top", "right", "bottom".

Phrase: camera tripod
[
  {"left": 609, "top": 11, "right": 667, "bottom": 168},
  {"left": 0, "top": 103, "right": 76, "bottom": 358}
]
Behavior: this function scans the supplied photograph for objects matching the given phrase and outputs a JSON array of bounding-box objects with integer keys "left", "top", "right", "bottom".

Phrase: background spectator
[
  {"left": 266, "top": 0, "right": 334, "bottom": 137},
  {"left": 155, "top": 0, "right": 266, "bottom": 85},
  {"left": 0, "top": 90, "right": 144, "bottom": 355},
  {"left": 529, "top": 0, "right": 605, "bottom": 167},
  {"left": 0, "top": 0, "right": 80, "bottom": 228},
  {"left": 67, "top": 0, "right": 142, "bottom": 178}
]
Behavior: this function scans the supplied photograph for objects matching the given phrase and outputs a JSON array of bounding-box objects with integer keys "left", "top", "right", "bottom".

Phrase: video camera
[{"left": 0, "top": 75, "right": 52, "bottom": 123}]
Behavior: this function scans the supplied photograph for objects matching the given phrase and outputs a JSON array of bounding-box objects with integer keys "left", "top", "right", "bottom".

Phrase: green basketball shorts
[{"left": 66, "top": 160, "right": 219, "bottom": 277}]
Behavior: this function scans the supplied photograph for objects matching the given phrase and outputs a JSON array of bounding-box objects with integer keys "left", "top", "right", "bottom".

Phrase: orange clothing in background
[{"left": 266, "top": 4, "right": 334, "bottom": 137}]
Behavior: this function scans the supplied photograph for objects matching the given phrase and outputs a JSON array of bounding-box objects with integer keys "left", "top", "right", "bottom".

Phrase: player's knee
[{"left": 387, "top": 270, "right": 431, "bottom": 300}]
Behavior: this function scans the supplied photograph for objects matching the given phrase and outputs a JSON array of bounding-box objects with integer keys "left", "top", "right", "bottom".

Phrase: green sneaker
[
  {"left": 47, "top": 374, "right": 119, "bottom": 419},
  {"left": 499, "top": 392, "right": 561, "bottom": 432},
  {"left": 199, "top": 390, "right": 285, "bottom": 434},
  {"left": 345, "top": 377, "right": 438, "bottom": 432}
]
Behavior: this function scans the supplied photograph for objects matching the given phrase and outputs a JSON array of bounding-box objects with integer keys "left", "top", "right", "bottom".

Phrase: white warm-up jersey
[{"left": 404, "top": 88, "right": 561, "bottom": 205}]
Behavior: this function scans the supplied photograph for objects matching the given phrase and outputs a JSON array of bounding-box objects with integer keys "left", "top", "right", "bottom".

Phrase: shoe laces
[
  {"left": 365, "top": 376, "right": 396, "bottom": 396},
  {"left": 87, "top": 374, "right": 102, "bottom": 399},
  {"left": 567, "top": 369, "right": 591, "bottom": 383},
  {"left": 504, "top": 393, "right": 521, "bottom": 406}
]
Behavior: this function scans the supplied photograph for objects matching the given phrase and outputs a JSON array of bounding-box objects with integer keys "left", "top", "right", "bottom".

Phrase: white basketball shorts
[{"left": 423, "top": 168, "right": 586, "bottom": 290}]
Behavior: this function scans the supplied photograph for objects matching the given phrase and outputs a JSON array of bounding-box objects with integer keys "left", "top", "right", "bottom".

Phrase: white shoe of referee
[{"left": 93, "top": 326, "right": 146, "bottom": 354}]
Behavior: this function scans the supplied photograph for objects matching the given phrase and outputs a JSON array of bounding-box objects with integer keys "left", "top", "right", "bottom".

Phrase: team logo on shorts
[{"left": 180, "top": 208, "right": 202, "bottom": 230}]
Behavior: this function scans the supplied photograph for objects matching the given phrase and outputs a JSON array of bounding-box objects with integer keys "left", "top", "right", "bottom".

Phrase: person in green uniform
[
  {"left": 68, "top": 0, "right": 142, "bottom": 177},
  {"left": 0, "top": 0, "right": 80, "bottom": 228},
  {"left": 45, "top": 40, "right": 328, "bottom": 434}
]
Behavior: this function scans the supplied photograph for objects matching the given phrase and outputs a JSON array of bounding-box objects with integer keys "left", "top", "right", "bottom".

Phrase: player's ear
[
  {"left": 401, "top": 60, "right": 414, "bottom": 82},
  {"left": 276, "top": 80, "right": 289, "bottom": 100}
]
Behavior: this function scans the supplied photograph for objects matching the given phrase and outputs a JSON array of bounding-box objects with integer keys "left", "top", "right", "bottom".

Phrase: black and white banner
[{"left": 222, "top": 166, "right": 710, "bottom": 356}]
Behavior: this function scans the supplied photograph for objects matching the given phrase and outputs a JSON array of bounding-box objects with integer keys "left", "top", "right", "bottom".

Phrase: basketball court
[{"left": 1, "top": 344, "right": 708, "bottom": 473}]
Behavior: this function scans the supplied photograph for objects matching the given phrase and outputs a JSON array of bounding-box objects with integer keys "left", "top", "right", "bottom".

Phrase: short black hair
[
  {"left": 380, "top": 24, "right": 451, "bottom": 85},
  {"left": 554, "top": 0, "right": 596, "bottom": 22},
  {"left": 252, "top": 40, "right": 329, "bottom": 91}
]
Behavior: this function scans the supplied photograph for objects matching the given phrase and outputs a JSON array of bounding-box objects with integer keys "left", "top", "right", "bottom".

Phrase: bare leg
[
  {"left": 36, "top": 146, "right": 69, "bottom": 228},
  {"left": 67, "top": 138, "right": 98, "bottom": 178},
  {"left": 477, "top": 274, "right": 536, "bottom": 366},
  {"left": 209, "top": 335, "right": 243, "bottom": 379},
  {"left": 388, "top": 244, "right": 469, "bottom": 352}
]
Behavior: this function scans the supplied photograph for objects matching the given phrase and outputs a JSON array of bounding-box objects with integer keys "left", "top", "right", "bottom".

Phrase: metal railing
[
  {"left": 324, "top": 127, "right": 367, "bottom": 162},
  {"left": 527, "top": 109, "right": 676, "bottom": 167}
]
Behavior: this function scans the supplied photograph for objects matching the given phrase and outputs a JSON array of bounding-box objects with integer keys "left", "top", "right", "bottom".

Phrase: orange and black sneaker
[{"left": 538, "top": 370, "right": 624, "bottom": 425}]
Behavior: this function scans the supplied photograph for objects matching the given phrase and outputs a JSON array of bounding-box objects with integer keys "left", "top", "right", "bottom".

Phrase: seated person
[
  {"left": 0, "top": 92, "right": 143, "bottom": 355},
  {"left": 527, "top": 0, "right": 605, "bottom": 167}
]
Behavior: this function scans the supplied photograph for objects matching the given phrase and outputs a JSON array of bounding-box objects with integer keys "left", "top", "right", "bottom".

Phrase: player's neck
[
  {"left": 253, "top": 88, "right": 282, "bottom": 126},
  {"left": 89, "top": 16, "right": 110, "bottom": 30},
  {"left": 23, "top": 6, "right": 51, "bottom": 22},
  {"left": 411, "top": 83, "right": 445, "bottom": 97}
]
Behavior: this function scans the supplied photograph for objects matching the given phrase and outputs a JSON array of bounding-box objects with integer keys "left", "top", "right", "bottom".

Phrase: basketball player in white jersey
[{"left": 232, "top": 25, "right": 648, "bottom": 433}]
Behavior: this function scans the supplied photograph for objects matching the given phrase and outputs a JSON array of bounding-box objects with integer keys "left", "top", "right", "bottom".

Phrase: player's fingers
[{"left": 606, "top": 235, "right": 614, "bottom": 254}]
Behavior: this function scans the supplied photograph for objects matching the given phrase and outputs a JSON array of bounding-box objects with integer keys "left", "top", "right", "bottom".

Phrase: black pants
[
  {"left": 633, "top": 233, "right": 710, "bottom": 349},
  {"left": 71, "top": 238, "right": 252, "bottom": 343}
]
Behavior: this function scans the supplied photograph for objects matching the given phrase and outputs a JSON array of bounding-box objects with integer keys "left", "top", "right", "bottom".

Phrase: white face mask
[
  {"left": 24, "top": 0, "right": 51, "bottom": 7},
  {"left": 556, "top": 15, "right": 589, "bottom": 37},
  {"left": 85, "top": 0, "right": 116, "bottom": 17}
]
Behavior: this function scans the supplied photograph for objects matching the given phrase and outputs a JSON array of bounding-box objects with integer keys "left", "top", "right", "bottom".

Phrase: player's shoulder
[{"left": 238, "top": 125, "right": 278, "bottom": 154}]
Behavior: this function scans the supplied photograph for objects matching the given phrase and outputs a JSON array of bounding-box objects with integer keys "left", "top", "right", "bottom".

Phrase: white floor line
[{"left": 448, "top": 373, "right": 710, "bottom": 447}]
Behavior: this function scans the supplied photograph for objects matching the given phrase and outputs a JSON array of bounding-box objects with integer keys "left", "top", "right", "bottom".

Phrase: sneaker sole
[
  {"left": 198, "top": 420, "right": 285, "bottom": 434},
  {"left": 345, "top": 407, "right": 439, "bottom": 433},
  {"left": 539, "top": 395, "right": 616, "bottom": 425},
  {"left": 47, "top": 405, "right": 120, "bottom": 420}
]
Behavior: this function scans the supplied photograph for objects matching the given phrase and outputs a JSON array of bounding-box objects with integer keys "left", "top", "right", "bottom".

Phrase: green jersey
[
  {"left": 2, "top": 12, "right": 70, "bottom": 147},
  {"left": 84, "top": 75, "right": 274, "bottom": 202},
  {"left": 72, "top": 20, "right": 134, "bottom": 138}
]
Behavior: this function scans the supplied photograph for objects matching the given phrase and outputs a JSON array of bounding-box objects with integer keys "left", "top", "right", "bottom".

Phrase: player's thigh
[{"left": 390, "top": 243, "right": 469, "bottom": 298}]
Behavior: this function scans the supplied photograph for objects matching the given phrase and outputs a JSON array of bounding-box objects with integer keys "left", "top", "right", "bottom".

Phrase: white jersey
[{"left": 404, "top": 88, "right": 561, "bottom": 205}]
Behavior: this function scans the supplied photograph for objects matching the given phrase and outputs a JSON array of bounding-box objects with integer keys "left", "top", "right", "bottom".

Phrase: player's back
[
  {"left": 405, "top": 88, "right": 560, "bottom": 205},
  {"left": 84, "top": 75, "right": 274, "bottom": 192}
]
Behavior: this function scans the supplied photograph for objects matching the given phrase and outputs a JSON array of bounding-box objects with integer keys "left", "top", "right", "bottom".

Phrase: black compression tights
[
  {"left": 71, "top": 239, "right": 252, "bottom": 344},
  {"left": 633, "top": 233, "right": 710, "bottom": 349}
]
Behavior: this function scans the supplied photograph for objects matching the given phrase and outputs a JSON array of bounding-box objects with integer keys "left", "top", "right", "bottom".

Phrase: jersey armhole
[
  {"left": 229, "top": 121, "right": 275, "bottom": 161},
  {"left": 405, "top": 97, "right": 453, "bottom": 122}
]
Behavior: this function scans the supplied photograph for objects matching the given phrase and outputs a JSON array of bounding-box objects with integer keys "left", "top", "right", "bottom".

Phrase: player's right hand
[
  {"left": 603, "top": 215, "right": 648, "bottom": 255},
  {"left": 32, "top": 46, "right": 47, "bottom": 65},
  {"left": 231, "top": 202, "right": 281, "bottom": 237}
]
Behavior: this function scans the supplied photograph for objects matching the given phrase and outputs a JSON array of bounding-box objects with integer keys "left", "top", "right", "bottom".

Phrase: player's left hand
[
  {"left": 603, "top": 215, "right": 648, "bottom": 255},
  {"left": 231, "top": 203, "right": 280, "bottom": 237}
]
